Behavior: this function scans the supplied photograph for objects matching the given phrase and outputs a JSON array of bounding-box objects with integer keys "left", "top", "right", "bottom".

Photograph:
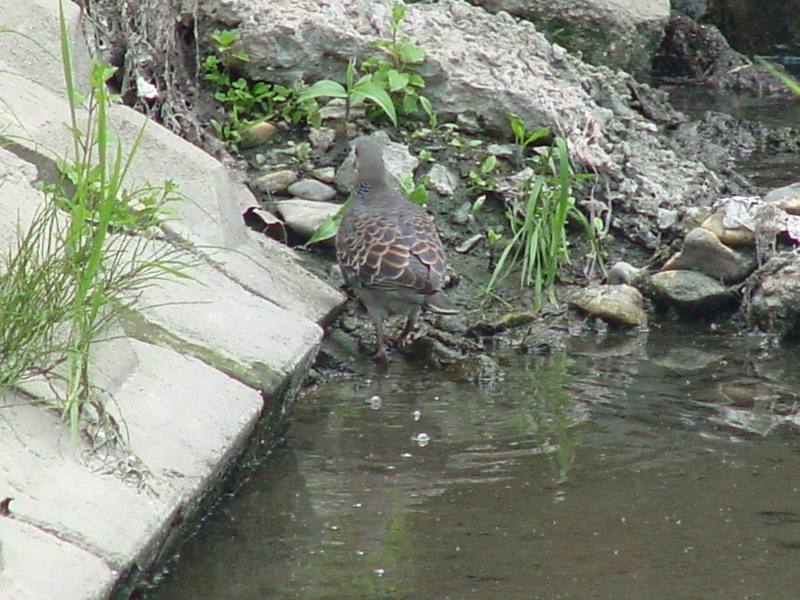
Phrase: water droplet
[{"left": 412, "top": 433, "right": 430, "bottom": 447}]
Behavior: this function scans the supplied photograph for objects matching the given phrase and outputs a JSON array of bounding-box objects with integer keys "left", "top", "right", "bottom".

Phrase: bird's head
[{"left": 354, "top": 139, "right": 387, "bottom": 187}]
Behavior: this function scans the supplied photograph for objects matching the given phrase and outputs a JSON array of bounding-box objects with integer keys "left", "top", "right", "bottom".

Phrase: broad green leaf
[
  {"left": 401, "top": 92, "right": 418, "bottom": 114},
  {"left": 408, "top": 73, "right": 425, "bottom": 87},
  {"left": 296, "top": 79, "right": 347, "bottom": 102},
  {"left": 399, "top": 39, "right": 425, "bottom": 63},
  {"left": 352, "top": 79, "right": 397, "bottom": 125},
  {"left": 387, "top": 69, "right": 409, "bottom": 92}
]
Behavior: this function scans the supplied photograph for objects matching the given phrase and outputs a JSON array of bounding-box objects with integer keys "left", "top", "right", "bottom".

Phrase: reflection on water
[{"left": 146, "top": 324, "right": 800, "bottom": 600}]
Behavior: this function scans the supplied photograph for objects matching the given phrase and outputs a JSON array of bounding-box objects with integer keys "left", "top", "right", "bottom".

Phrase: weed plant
[
  {"left": 486, "top": 136, "right": 602, "bottom": 310},
  {"left": 203, "top": 30, "right": 321, "bottom": 148},
  {"left": 0, "top": 1, "right": 191, "bottom": 441}
]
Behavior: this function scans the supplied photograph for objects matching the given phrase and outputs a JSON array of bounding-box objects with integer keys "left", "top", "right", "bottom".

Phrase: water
[{"left": 146, "top": 325, "right": 800, "bottom": 599}]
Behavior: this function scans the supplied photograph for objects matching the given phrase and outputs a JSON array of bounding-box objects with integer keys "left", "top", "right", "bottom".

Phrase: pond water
[{"left": 145, "top": 324, "right": 800, "bottom": 599}]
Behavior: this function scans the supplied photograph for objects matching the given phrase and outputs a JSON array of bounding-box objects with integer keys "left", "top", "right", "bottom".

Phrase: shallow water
[{"left": 146, "top": 324, "right": 800, "bottom": 599}]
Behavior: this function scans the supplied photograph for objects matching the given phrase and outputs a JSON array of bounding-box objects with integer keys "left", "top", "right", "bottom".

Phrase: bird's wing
[{"left": 337, "top": 210, "right": 447, "bottom": 295}]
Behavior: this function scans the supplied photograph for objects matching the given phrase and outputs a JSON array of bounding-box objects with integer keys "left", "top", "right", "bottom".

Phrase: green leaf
[
  {"left": 409, "top": 185, "right": 428, "bottom": 205},
  {"left": 398, "top": 39, "right": 425, "bottom": 63},
  {"left": 401, "top": 92, "right": 418, "bottom": 114},
  {"left": 231, "top": 50, "right": 250, "bottom": 62},
  {"left": 351, "top": 79, "right": 397, "bottom": 125},
  {"left": 212, "top": 29, "right": 238, "bottom": 49},
  {"left": 481, "top": 154, "right": 497, "bottom": 174},
  {"left": 387, "top": 69, "right": 409, "bottom": 92},
  {"left": 392, "top": 1, "right": 406, "bottom": 24},
  {"left": 306, "top": 215, "right": 338, "bottom": 245},
  {"left": 407, "top": 73, "right": 425, "bottom": 87},
  {"left": 296, "top": 79, "right": 348, "bottom": 102}
]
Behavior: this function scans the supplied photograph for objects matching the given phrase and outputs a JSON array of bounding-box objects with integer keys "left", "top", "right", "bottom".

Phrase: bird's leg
[
  {"left": 371, "top": 316, "right": 388, "bottom": 361},
  {"left": 394, "top": 317, "right": 418, "bottom": 348}
]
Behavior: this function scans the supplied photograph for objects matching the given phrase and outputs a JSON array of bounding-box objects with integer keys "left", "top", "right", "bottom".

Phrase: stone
[
  {"left": 661, "top": 227, "right": 755, "bottom": 283},
  {"left": 334, "top": 131, "right": 418, "bottom": 193},
  {"left": 239, "top": 121, "right": 276, "bottom": 147},
  {"left": 427, "top": 163, "right": 459, "bottom": 196},
  {"left": 287, "top": 178, "right": 337, "bottom": 202},
  {"left": 311, "top": 166, "right": 336, "bottom": 183},
  {"left": 606, "top": 261, "right": 642, "bottom": 286},
  {"left": 648, "top": 270, "right": 736, "bottom": 315},
  {"left": 569, "top": 284, "right": 648, "bottom": 328},
  {"left": 469, "top": 0, "right": 671, "bottom": 78},
  {"left": 254, "top": 168, "right": 298, "bottom": 194},
  {"left": 764, "top": 181, "right": 800, "bottom": 216},
  {"left": 274, "top": 199, "right": 340, "bottom": 241},
  {"left": 486, "top": 143, "right": 516, "bottom": 158},
  {"left": 700, "top": 210, "right": 756, "bottom": 247},
  {"left": 744, "top": 253, "right": 800, "bottom": 338},
  {"left": 308, "top": 126, "right": 337, "bottom": 151},
  {"left": 212, "top": 0, "right": 726, "bottom": 251},
  {"left": 318, "top": 98, "right": 365, "bottom": 121}
]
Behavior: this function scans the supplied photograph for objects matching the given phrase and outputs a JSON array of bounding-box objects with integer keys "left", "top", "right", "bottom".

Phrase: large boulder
[
  {"left": 468, "top": 0, "right": 670, "bottom": 79},
  {"left": 189, "top": 0, "right": 724, "bottom": 250}
]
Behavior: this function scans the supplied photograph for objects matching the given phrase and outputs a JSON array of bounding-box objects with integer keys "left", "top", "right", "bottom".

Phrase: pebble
[
  {"left": 427, "top": 163, "right": 458, "bottom": 196},
  {"left": 287, "top": 179, "right": 337, "bottom": 202},
  {"left": 253, "top": 168, "right": 297, "bottom": 194}
]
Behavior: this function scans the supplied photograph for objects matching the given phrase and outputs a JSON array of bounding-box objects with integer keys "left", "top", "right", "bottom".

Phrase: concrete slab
[
  {"left": 0, "top": 66, "right": 344, "bottom": 327},
  {"left": 0, "top": 338, "right": 263, "bottom": 588},
  {"left": 0, "top": 517, "right": 116, "bottom": 600}
]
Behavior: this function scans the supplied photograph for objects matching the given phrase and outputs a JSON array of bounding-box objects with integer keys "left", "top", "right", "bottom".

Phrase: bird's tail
[{"left": 425, "top": 291, "right": 460, "bottom": 315}]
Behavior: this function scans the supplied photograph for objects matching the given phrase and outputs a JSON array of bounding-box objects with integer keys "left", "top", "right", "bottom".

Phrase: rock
[
  {"left": 311, "top": 166, "right": 336, "bottom": 183},
  {"left": 606, "top": 261, "right": 642, "bottom": 286},
  {"left": 427, "top": 163, "right": 458, "bottom": 196},
  {"left": 467, "top": 310, "right": 539, "bottom": 336},
  {"left": 672, "top": 0, "right": 709, "bottom": 19},
  {"left": 308, "top": 126, "right": 337, "bottom": 152},
  {"left": 334, "top": 131, "right": 418, "bottom": 193},
  {"left": 661, "top": 227, "right": 756, "bottom": 283},
  {"left": 744, "top": 253, "right": 800, "bottom": 338},
  {"left": 701, "top": 210, "right": 756, "bottom": 247},
  {"left": 654, "top": 12, "right": 787, "bottom": 94},
  {"left": 274, "top": 199, "right": 340, "bottom": 241},
  {"left": 452, "top": 200, "right": 472, "bottom": 225},
  {"left": 657, "top": 208, "right": 679, "bottom": 230},
  {"left": 318, "top": 97, "right": 365, "bottom": 121},
  {"left": 648, "top": 270, "right": 736, "bottom": 315},
  {"left": 764, "top": 182, "right": 800, "bottom": 216},
  {"left": 210, "top": 0, "right": 726, "bottom": 250},
  {"left": 486, "top": 143, "right": 516, "bottom": 158},
  {"left": 569, "top": 284, "right": 647, "bottom": 328},
  {"left": 239, "top": 121, "right": 276, "bottom": 147},
  {"left": 287, "top": 178, "right": 337, "bottom": 202},
  {"left": 469, "top": 0, "right": 670, "bottom": 78},
  {"left": 254, "top": 168, "right": 298, "bottom": 194}
]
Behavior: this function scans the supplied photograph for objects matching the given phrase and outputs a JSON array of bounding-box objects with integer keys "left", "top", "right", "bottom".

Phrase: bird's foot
[{"left": 392, "top": 320, "right": 418, "bottom": 348}]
